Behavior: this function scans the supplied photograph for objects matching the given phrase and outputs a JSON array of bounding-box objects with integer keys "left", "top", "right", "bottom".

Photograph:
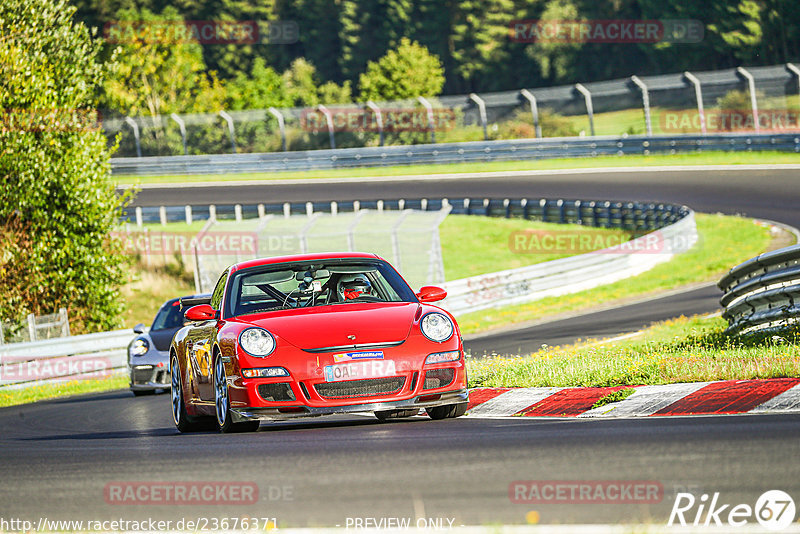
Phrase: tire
[
  {"left": 132, "top": 389, "right": 154, "bottom": 397},
  {"left": 214, "top": 356, "right": 259, "bottom": 434},
  {"left": 375, "top": 409, "right": 419, "bottom": 422},
  {"left": 426, "top": 402, "right": 468, "bottom": 420},
  {"left": 171, "top": 354, "right": 210, "bottom": 433}
]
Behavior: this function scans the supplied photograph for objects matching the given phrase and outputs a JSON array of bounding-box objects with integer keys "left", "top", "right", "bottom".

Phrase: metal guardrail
[
  {"left": 4, "top": 197, "right": 695, "bottom": 389},
  {"left": 0, "top": 329, "right": 130, "bottom": 388},
  {"left": 719, "top": 244, "right": 800, "bottom": 334},
  {"left": 111, "top": 132, "right": 800, "bottom": 176}
]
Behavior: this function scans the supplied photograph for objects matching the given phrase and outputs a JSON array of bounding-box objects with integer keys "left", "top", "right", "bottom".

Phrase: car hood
[{"left": 236, "top": 302, "right": 419, "bottom": 351}]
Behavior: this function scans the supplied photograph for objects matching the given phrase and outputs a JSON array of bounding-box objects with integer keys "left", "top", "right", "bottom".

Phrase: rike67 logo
[{"left": 668, "top": 490, "right": 796, "bottom": 531}]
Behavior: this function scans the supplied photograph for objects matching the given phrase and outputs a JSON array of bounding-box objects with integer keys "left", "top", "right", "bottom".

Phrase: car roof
[{"left": 230, "top": 252, "right": 382, "bottom": 273}]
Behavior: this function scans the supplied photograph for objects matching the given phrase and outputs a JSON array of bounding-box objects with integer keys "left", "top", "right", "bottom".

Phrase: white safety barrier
[
  {"left": 438, "top": 211, "right": 697, "bottom": 315},
  {"left": 0, "top": 329, "right": 130, "bottom": 388}
]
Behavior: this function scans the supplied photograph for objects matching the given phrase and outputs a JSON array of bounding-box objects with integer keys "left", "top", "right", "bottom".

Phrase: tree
[
  {"left": 102, "top": 6, "right": 226, "bottom": 117},
  {"left": 226, "top": 57, "right": 292, "bottom": 110},
  {"left": 358, "top": 38, "right": 446, "bottom": 101},
  {"left": 0, "top": 0, "right": 130, "bottom": 333}
]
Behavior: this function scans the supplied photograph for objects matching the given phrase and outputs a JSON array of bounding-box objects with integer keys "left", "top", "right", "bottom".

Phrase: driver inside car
[{"left": 336, "top": 274, "right": 373, "bottom": 301}]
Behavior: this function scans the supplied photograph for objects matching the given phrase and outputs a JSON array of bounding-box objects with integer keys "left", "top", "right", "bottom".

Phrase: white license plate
[{"left": 324, "top": 360, "right": 397, "bottom": 382}]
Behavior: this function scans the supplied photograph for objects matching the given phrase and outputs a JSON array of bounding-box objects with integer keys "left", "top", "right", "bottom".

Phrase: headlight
[
  {"left": 420, "top": 312, "right": 454, "bottom": 342},
  {"left": 425, "top": 351, "right": 461, "bottom": 365},
  {"left": 239, "top": 328, "right": 276, "bottom": 357},
  {"left": 242, "top": 367, "right": 289, "bottom": 378},
  {"left": 130, "top": 338, "right": 149, "bottom": 356}
]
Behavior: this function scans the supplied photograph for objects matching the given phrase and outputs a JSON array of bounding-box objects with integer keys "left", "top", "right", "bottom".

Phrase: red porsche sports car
[{"left": 170, "top": 252, "right": 468, "bottom": 433}]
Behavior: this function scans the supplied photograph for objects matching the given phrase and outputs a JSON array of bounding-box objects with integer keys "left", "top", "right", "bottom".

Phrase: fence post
[
  {"left": 27, "top": 313, "right": 36, "bottom": 342},
  {"left": 124, "top": 116, "right": 142, "bottom": 157},
  {"left": 59, "top": 308, "right": 70, "bottom": 337},
  {"left": 684, "top": 71, "right": 707, "bottom": 134},
  {"left": 317, "top": 105, "right": 336, "bottom": 149},
  {"left": 469, "top": 93, "right": 488, "bottom": 140},
  {"left": 575, "top": 83, "right": 595, "bottom": 136},
  {"left": 218, "top": 110, "right": 237, "bottom": 153},
  {"left": 788, "top": 64, "right": 800, "bottom": 101},
  {"left": 267, "top": 107, "right": 287, "bottom": 152},
  {"left": 736, "top": 67, "right": 760, "bottom": 133},
  {"left": 630, "top": 75, "right": 652, "bottom": 137},
  {"left": 170, "top": 113, "right": 188, "bottom": 155},
  {"left": 417, "top": 96, "right": 436, "bottom": 143},
  {"left": 366, "top": 101, "right": 385, "bottom": 146},
  {"left": 519, "top": 89, "right": 542, "bottom": 138}
]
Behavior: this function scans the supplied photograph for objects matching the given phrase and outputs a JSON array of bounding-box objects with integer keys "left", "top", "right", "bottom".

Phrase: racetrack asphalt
[
  {"left": 126, "top": 166, "right": 800, "bottom": 354},
  {"left": 1, "top": 390, "right": 799, "bottom": 527},
  {"left": 1, "top": 167, "right": 798, "bottom": 530}
]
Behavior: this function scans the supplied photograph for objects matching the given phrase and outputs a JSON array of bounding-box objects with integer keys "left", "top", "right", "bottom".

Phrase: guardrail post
[
  {"left": 503, "top": 198, "right": 511, "bottom": 218},
  {"left": 170, "top": 113, "right": 188, "bottom": 155},
  {"left": 159, "top": 206, "right": 167, "bottom": 226},
  {"left": 630, "top": 75, "right": 653, "bottom": 137},
  {"left": 123, "top": 116, "right": 142, "bottom": 157},
  {"left": 267, "top": 107, "right": 287, "bottom": 152},
  {"left": 736, "top": 67, "right": 760, "bottom": 133},
  {"left": 27, "top": 313, "right": 36, "bottom": 342},
  {"left": 521, "top": 198, "right": 529, "bottom": 219},
  {"left": 575, "top": 84, "right": 595, "bottom": 136},
  {"left": 185, "top": 205, "right": 192, "bottom": 225},
  {"left": 258, "top": 204, "right": 266, "bottom": 218},
  {"left": 209, "top": 204, "right": 217, "bottom": 221},
  {"left": 283, "top": 202, "right": 291, "bottom": 218},
  {"left": 421, "top": 198, "right": 428, "bottom": 211},
  {"left": 398, "top": 199, "right": 405, "bottom": 210},
  {"left": 469, "top": 93, "right": 489, "bottom": 140},
  {"left": 135, "top": 206, "right": 143, "bottom": 228},
  {"left": 331, "top": 201, "right": 338, "bottom": 216},
  {"left": 417, "top": 96, "right": 436, "bottom": 143},
  {"left": 683, "top": 71, "right": 706, "bottom": 134},
  {"left": 539, "top": 198, "right": 548, "bottom": 221},
  {"left": 519, "top": 89, "right": 542, "bottom": 138},
  {"left": 366, "top": 101, "right": 385, "bottom": 146},
  {"left": 219, "top": 110, "right": 237, "bottom": 153},
  {"left": 235, "top": 204, "right": 243, "bottom": 222},
  {"left": 377, "top": 200, "right": 384, "bottom": 213},
  {"left": 306, "top": 202, "right": 314, "bottom": 217},
  {"left": 58, "top": 308, "right": 70, "bottom": 337},
  {"left": 317, "top": 105, "right": 336, "bottom": 149},
  {"left": 787, "top": 64, "right": 800, "bottom": 103},
  {"left": 574, "top": 200, "right": 582, "bottom": 224}
]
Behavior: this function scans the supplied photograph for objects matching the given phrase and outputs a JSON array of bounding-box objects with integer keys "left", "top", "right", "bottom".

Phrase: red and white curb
[{"left": 465, "top": 378, "right": 800, "bottom": 418}]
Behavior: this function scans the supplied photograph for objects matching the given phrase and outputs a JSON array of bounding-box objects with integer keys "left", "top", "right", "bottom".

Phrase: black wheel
[
  {"left": 214, "top": 356, "right": 259, "bottom": 433},
  {"left": 171, "top": 355, "right": 210, "bottom": 432},
  {"left": 426, "top": 402, "right": 468, "bottom": 420},
  {"left": 375, "top": 409, "right": 419, "bottom": 422},
  {"left": 132, "top": 389, "right": 154, "bottom": 397}
]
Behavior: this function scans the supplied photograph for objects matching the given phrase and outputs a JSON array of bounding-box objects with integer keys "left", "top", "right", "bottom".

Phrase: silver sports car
[{"left": 128, "top": 294, "right": 209, "bottom": 395}]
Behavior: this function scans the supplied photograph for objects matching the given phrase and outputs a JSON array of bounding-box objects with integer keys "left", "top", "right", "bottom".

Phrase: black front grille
[
  {"left": 423, "top": 368, "right": 455, "bottom": 390},
  {"left": 315, "top": 377, "right": 406, "bottom": 399},
  {"left": 131, "top": 367, "right": 154, "bottom": 384},
  {"left": 258, "top": 383, "right": 296, "bottom": 402}
]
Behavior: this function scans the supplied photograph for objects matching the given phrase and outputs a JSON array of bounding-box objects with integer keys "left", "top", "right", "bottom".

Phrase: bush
[{"left": 0, "top": 0, "right": 130, "bottom": 333}]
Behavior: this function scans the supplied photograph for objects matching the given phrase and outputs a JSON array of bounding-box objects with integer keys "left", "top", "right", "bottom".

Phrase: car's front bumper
[
  {"left": 230, "top": 388, "right": 468, "bottom": 422},
  {"left": 129, "top": 363, "right": 170, "bottom": 390}
]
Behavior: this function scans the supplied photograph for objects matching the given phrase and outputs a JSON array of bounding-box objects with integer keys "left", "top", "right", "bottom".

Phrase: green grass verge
[
  {"left": 457, "top": 213, "right": 773, "bottom": 335},
  {"left": 592, "top": 388, "right": 636, "bottom": 409},
  {"left": 0, "top": 374, "right": 129, "bottom": 408},
  {"left": 466, "top": 315, "right": 800, "bottom": 388},
  {"left": 116, "top": 150, "right": 800, "bottom": 186}
]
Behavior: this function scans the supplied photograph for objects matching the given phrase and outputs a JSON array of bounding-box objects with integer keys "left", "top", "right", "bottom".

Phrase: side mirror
[
  {"left": 416, "top": 286, "right": 447, "bottom": 303},
  {"left": 132, "top": 323, "right": 146, "bottom": 334},
  {"left": 185, "top": 304, "right": 218, "bottom": 322}
]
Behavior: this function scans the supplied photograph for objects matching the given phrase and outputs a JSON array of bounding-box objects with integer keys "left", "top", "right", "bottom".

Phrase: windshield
[
  {"left": 225, "top": 259, "right": 417, "bottom": 318},
  {"left": 150, "top": 299, "right": 186, "bottom": 331}
]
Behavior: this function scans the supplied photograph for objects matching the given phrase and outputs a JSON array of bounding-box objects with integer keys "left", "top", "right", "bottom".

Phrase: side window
[{"left": 210, "top": 269, "right": 229, "bottom": 311}]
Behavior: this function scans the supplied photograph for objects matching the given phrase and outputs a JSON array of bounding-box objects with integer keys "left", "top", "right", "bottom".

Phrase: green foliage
[
  {"left": 226, "top": 57, "right": 291, "bottom": 110},
  {"left": 492, "top": 108, "right": 579, "bottom": 139},
  {"left": 0, "top": 0, "right": 130, "bottom": 333},
  {"left": 358, "top": 38, "right": 445, "bottom": 101},
  {"left": 102, "top": 6, "right": 225, "bottom": 116}
]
